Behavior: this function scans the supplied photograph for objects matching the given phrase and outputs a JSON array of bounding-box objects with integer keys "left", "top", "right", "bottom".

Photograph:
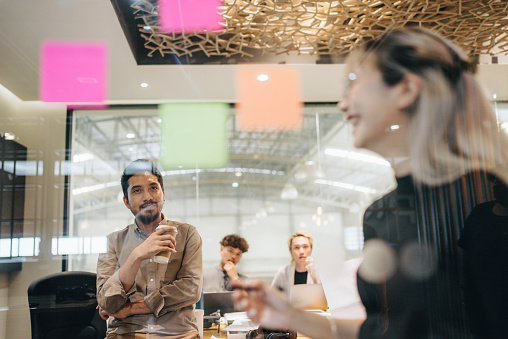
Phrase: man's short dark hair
[
  {"left": 121, "top": 159, "right": 164, "bottom": 201},
  {"left": 220, "top": 234, "right": 249, "bottom": 253}
]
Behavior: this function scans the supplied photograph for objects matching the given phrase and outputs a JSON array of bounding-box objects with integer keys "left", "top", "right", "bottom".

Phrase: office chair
[{"left": 27, "top": 271, "right": 107, "bottom": 339}]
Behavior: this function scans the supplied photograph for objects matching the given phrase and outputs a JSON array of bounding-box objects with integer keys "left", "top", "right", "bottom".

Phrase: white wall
[{"left": 0, "top": 84, "right": 67, "bottom": 339}]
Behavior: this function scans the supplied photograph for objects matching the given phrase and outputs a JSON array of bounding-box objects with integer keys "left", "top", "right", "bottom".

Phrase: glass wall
[
  {"left": 7, "top": 100, "right": 506, "bottom": 277},
  {"left": 67, "top": 105, "right": 396, "bottom": 280},
  {"left": 1, "top": 94, "right": 507, "bottom": 337},
  {"left": 1, "top": 0, "right": 507, "bottom": 336}
]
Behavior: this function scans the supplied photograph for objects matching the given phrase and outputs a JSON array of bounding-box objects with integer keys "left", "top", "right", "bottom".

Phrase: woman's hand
[
  {"left": 233, "top": 279, "right": 364, "bottom": 339},
  {"left": 232, "top": 279, "right": 293, "bottom": 329}
]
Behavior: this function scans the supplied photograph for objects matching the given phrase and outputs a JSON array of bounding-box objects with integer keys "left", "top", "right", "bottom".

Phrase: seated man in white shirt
[
  {"left": 272, "top": 230, "right": 319, "bottom": 297},
  {"left": 203, "top": 234, "right": 249, "bottom": 292}
]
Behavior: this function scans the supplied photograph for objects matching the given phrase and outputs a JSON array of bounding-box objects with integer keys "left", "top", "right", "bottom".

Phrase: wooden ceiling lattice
[{"left": 131, "top": 0, "right": 508, "bottom": 59}]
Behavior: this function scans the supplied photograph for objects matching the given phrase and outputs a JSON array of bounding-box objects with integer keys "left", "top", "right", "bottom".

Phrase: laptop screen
[
  {"left": 203, "top": 291, "right": 236, "bottom": 316},
  {"left": 289, "top": 283, "right": 328, "bottom": 311}
]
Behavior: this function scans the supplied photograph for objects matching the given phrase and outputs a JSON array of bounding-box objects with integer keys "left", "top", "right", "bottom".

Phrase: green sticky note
[{"left": 159, "top": 102, "right": 229, "bottom": 169}]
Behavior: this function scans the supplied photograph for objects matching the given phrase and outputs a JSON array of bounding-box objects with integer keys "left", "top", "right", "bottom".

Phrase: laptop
[
  {"left": 289, "top": 283, "right": 328, "bottom": 311},
  {"left": 203, "top": 291, "right": 236, "bottom": 316}
]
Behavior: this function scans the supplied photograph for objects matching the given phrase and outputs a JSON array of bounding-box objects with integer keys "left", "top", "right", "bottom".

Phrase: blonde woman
[
  {"left": 272, "top": 230, "right": 320, "bottom": 297},
  {"left": 233, "top": 28, "right": 508, "bottom": 339}
]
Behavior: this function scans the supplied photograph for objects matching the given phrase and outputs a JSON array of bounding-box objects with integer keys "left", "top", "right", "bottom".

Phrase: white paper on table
[
  {"left": 311, "top": 226, "right": 366, "bottom": 320},
  {"left": 222, "top": 318, "right": 258, "bottom": 332},
  {"left": 224, "top": 311, "right": 248, "bottom": 326}
]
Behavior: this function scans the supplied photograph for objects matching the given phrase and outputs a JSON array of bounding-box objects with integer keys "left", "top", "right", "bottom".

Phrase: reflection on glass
[{"left": 68, "top": 105, "right": 396, "bottom": 276}]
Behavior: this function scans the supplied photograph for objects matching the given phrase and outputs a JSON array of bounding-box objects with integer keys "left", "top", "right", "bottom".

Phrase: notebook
[{"left": 289, "top": 283, "right": 328, "bottom": 311}]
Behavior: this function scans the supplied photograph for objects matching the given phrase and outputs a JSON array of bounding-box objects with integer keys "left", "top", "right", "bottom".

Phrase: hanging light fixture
[{"left": 281, "top": 183, "right": 298, "bottom": 200}]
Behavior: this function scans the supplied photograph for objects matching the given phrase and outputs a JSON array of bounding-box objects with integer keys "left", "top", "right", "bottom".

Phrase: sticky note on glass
[
  {"left": 67, "top": 104, "right": 109, "bottom": 110},
  {"left": 159, "top": 103, "right": 229, "bottom": 169},
  {"left": 235, "top": 67, "right": 303, "bottom": 131},
  {"left": 158, "top": 0, "right": 224, "bottom": 33},
  {"left": 40, "top": 41, "right": 108, "bottom": 103}
]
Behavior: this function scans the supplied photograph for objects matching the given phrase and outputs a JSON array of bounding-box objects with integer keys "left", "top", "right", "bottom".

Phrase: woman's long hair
[{"left": 347, "top": 28, "right": 508, "bottom": 185}]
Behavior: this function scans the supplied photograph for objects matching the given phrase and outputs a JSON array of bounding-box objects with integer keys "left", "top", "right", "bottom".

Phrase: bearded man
[{"left": 96, "top": 159, "right": 202, "bottom": 339}]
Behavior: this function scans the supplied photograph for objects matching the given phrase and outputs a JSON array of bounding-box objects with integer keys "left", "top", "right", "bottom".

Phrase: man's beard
[
  {"left": 138, "top": 211, "right": 159, "bottom": 225},
  {"left": 136, "top": 203, "right": 161, "bottom": 224}
]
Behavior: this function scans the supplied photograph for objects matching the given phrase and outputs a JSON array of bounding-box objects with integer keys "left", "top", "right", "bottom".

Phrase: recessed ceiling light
[
  {"left": 257, "top": 74, "right": 269, "bottom": 81},
  {"left": 232, "top": 182, "right": 239, "bottom": 188},
  {"left": 141, "top": 83, "right": 148, "bottom": 88},
  {"left": 235, "top": 172, "right": 242, "bottom": 177},
  {"left": 126, "top": 132, "right": 136, "bottom": 139}
]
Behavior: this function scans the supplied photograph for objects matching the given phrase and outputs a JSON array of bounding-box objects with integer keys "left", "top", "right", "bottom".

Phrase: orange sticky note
[{"left": 235, "top": 67, "right": 303, "bottom": 131}]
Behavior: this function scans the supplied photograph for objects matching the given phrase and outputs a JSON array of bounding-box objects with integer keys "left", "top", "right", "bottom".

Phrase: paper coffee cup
[{"left": 153, "top": 225, "right": 177, "bottom": 264}]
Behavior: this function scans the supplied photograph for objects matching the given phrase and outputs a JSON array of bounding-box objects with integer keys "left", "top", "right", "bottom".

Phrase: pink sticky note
[
  {"left": 40, "top": 41, "right": 108, "bottom": 103},
  {"left": 67, "top": 104, "right": 110, "bottom": 110},
  {"left": 158, "top": 0, "right": 224, "bottom": 33}
]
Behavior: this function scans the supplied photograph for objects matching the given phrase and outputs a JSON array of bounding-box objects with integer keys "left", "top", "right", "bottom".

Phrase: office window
[{"left": 67, "top": 105, "right": 395, "bottom": 279}]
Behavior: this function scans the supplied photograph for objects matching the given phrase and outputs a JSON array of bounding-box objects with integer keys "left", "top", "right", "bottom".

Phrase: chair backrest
[{"left": 27, "top": 271, "right": 107, "bottom": 339}]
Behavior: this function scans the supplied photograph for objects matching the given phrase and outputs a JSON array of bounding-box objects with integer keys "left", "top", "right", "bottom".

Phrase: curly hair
[{"left": 220, "top": 234, "right": 249, "bottom": 253}]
